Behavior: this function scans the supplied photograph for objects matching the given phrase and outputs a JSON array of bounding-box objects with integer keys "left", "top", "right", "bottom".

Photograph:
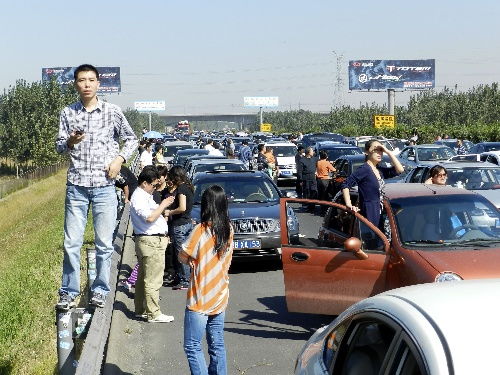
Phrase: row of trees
[
  {"left": 0, "top": 80, "right": 78, "bottom": 170},
  {"left": 263, "top": 83, "right": 500, "bottom": 143},
  {"left": 0, "top": 79, "right": 163, "bottom": 173},
  {"left": 1, "top": 80, "right": 499, "bottom": 173}
]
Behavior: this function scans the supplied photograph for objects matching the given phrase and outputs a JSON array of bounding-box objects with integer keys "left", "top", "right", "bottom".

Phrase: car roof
[
  {"left": 192, "top": 170, "right": 269, "bottom": 183},
  {"left": 163, "top": 140, "right": 192, "bottom": 146},
  {"left": 475, "top": 142, "right": 500, "bottom": 145},
  {"left": 263, "top": 142, "right": 296, "bottom": 146},
  {"left": 382, "top": 183, "right": 475, "bottom": 199},
  {"left": 176, "top": 149, "right": 208, "bottom": 155},
  {"left": 316, "top": 142, "right": 358, "bottom": 149},
  {"left": 190, "top": 159, "right": 244, "bottom": 166},
  {"left": 404, "top": 144, "right": 450, "bottom": 149},
  {"left": 413, "top": 161, "right": 499, "bottom": 168}
]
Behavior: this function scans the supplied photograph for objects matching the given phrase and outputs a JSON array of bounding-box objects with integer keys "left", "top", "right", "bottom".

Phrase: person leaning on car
[
  {"left": 297, "top": 147, "right": 318, "bottom": 208},
  {"left": 316, "top": 150, "right": 336, "bottom": 202}
]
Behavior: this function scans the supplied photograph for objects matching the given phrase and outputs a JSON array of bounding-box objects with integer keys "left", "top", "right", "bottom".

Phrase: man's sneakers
[
  {"left": 90, "top": 292, "right": 106, "bottom": 308},
  {"left": 56, "top": 293, "right": 76, "bottom": 310},
  {"left": 148, "top": 313, "right": 174, "bottom": 323}
]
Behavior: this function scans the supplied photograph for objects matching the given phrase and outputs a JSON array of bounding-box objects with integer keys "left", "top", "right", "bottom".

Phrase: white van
[{"left": 264, "top": 142, "right": 298, "bottom": 181}]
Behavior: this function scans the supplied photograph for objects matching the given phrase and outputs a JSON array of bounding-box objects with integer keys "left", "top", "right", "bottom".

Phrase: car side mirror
[
  {"left": 284, "top": 191, "right": 298, "bottom": 198},
  {"left": 344, "top": 237, "right": 369, "bottom": 260},
  {"left": 407, "top": 156, "right": 415, "bottom": 161}
]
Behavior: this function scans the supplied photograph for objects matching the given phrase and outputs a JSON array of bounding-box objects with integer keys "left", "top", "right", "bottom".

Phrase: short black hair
[
  {"left": 319, "top": 150, "right": 328, "bottom": 160},
  {"left": 138, "top": 166, "right": 159, "bottom": 185},
  {"left": 258, "top": 143, "right": 265, "bottom": 152},
  {"left": 297, "top": 145, "right": 305, "bottom": 152},
  {"left": 242, "top": 140, "right": 248, "bottom": 145},
  {"left": 74, "top": 64, "right": 99, "bottom": 81}
]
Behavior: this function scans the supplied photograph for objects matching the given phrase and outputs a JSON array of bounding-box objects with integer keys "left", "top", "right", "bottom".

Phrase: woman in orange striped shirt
[{"left": 180, "top": 185, "right": 234, "bottom": 375}]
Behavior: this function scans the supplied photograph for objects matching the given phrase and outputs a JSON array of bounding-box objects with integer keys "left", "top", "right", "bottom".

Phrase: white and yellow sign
[
  {"left": 373, "top": 115, "right": 395, "bottom": 129},
  {"left": 260, "top": 123, "right": 272, "bottom": 132}
]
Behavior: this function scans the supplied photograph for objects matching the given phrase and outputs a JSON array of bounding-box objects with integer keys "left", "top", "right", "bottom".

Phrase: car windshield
[
  {"left": 193, "top": 163, "right": 246, "bottom": 174},
  {"left": 326, "top": 148, "right": 361, "bottom": 161},
  {"left": 164, "top": 145, "right": 193, "bottom": 157},
  {"left": 193, "top": 178, "right": 280, "bottom": 204},
  {"left": 484, "top": 144, "right": 500, "bottom": 152},
  {"left": 270, "top": 146, "right": 296, "bottom": 157},
  {"left": 357, "top": 139, "right": 394, "bottom": 151},
  {"left": 391, "top": 194, "right": 500, "bottom": 248},
  {"left": 446, "top": 167, "right": 500, "bottom": 190},
  {"left": 417, "top": 147, "right": 455, "bottom": 161}
]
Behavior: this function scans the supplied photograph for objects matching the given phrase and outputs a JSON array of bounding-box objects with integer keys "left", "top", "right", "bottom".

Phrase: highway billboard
[
  {"left": 42, "top": 66, "right": 121, "bottom": 93},
  {"left": 348, "top": 59, "right": 435, "bottom": 91}
]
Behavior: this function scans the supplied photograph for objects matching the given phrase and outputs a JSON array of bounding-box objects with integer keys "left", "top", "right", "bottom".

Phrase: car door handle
[{"left": 291, "top": 252, "right": 309, "bottom": 262}]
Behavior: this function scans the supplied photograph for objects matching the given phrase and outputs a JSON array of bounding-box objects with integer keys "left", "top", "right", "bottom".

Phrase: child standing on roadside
[{"left": 180, "top": 185, "right": 234, "bottom": 374}]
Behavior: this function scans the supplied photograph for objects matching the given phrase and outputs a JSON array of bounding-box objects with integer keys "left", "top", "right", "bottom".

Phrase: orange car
[{"left": 280, "top": 183, "right": 500, "bottom": 315}]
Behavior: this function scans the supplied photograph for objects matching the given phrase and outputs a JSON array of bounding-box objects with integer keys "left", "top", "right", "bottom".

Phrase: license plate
[
  {"left": 233, "top": 240, "right": 261, "bottom": 249},
  {"left": 281, "top": 170, "right": 292, "bottom": 175}
]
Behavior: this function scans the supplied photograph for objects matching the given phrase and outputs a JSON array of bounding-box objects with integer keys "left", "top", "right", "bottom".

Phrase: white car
[
  {"left": 253, "top": 142, "right": 298, "bottom": 181},
  {"left": 295, "top": 279, "right": 500, "bottom": 374}
]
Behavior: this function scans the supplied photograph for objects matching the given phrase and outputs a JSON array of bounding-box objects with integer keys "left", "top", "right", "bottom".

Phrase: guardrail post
[
  {"left": 56, "top": 309, "right": 76, "bottom": 374},
  {"left": 86, "top": 248, "right": 97, "bottom": 301}
]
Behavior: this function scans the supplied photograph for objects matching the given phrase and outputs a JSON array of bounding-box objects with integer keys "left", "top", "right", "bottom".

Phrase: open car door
[{"left": 280, "top": 198, "right": 390, "bottom": 315}]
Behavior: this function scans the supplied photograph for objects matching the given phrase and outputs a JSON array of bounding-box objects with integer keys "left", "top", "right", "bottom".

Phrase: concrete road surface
[{"left": 104, "top": 222, "right": 332, "bottom": 375}]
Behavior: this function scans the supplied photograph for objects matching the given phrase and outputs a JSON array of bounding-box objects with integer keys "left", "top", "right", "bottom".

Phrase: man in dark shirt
[
  {"left": 295, "top": 146, "right": 305, "bottom": 198},
  {"left": 297, "top": 147, "right": 318, "bottom": 210},
  {"left": 256, "top": 143, "right": 268, "bottom": 171},
  {"left": 115, "top": 165, "right": 138, "bottom": 204}
]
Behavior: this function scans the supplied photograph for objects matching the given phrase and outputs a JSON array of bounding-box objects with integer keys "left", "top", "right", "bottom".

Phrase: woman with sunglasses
[
  {"left": 341, "top": 140, "right": 404, "bottom": 227},
  {"left": 425, "top": 165, "right": 448, "bottom": 185}
]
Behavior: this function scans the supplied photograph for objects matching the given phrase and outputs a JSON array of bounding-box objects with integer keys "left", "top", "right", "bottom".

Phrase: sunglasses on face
[
  {"left": 435, "top": 173, "right": 447, "bottom": 178},
  {"left": 371, "top": 147, "right": 384, "bottom": 153}
]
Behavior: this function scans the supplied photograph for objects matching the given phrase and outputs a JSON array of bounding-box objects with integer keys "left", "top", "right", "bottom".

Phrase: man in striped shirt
[{"left": 55, "top": 64, "right": 138, "bottom": 310}]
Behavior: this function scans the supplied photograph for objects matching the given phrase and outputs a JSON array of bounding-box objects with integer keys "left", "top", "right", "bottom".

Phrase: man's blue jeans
[
  {"left": 60, "top": 184, "right": 117, "bottom": 298},
  {"left": 184, "top": 308, "right": 226, "bottom": 375},
  {"left": 172, "top": 222, "right": 193, "bottom": 284}
]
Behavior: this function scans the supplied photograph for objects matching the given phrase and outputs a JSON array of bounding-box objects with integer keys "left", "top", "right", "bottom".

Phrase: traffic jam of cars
[{"left": 148, "top": 129, "right": 500, "bottom": 374}]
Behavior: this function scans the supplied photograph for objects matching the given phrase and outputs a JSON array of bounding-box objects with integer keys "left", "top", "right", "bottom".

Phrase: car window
[
  {"left": 322, "top": 319, "right": 351, "bottom": 372},
  {"left": 193, "top": 177, "right": 280, "bottom": 204},
  {"left": 391, "top": 194, "right": 500, "bottom": 248},
  {"left": 390, "top": 338, "right": 427, "bottom": 375},
  {"left": 408, "top": 167, "right": 427, "bottom": 183},
  {"left": 269, "top": 145, "right": 296, "bottom": 157},
  {"left": 417, "top": 147, "right": 454, "bottom": 161},
  {"left": 447, "top": 168, "right": 500, "bottom": 189},
  {"left": 325, "top": 148, "right": 361, "bottom": 161},
  {"left": 486, "top": 155, "right": 499, "bottom": 165},
  {"left": 193, "top": 163, "right": 246, "bottom": 174},
  {"left": 336, "top": 321, "right": 396, "bottom": 375},
  {"left": 484, "top": 144, "right": 500, "bottom": 152}
]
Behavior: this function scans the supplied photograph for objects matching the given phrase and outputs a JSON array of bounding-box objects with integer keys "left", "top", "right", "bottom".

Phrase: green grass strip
[{"left": 0, "top": 170, "right": 94, "bottom": 375}]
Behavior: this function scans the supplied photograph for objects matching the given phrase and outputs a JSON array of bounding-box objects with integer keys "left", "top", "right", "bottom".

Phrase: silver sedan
[{"left": 295, "top": 279, "right": 500, "bottom": 374}]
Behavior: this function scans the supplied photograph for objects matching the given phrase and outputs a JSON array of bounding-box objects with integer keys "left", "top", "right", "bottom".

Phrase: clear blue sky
[{"left": 1, "top": 0, "right": 499, "bottom": 115}]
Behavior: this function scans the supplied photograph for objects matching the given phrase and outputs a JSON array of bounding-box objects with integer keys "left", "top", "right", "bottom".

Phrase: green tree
[{"left": 0, "top": 79, "right": 78, "bottom": 169}]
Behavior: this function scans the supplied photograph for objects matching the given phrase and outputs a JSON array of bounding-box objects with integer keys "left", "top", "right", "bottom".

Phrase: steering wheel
[
  {"left": 245, "top": 193, "right": 267, "bottom": 202},
  {"left": 451, "top": 224, "right": 482, "bottom": 237}
]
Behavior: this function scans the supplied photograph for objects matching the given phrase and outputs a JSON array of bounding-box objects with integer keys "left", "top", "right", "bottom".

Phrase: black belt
[{"left": 134, "top": 233, "right": 168, "bottom": 237}]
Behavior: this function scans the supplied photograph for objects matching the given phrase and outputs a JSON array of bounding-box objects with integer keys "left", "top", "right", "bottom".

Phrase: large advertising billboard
[
  {"left": 348, "top": 59, "right": 435, "bottom": 91},
  {"left": 42, "top": 67, "right": 121, "bottom": 93}
]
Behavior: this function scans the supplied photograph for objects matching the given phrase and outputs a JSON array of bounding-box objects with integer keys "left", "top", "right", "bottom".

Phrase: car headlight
[{"left": 435, "top": 272, "right": 463, "bottom": 282}]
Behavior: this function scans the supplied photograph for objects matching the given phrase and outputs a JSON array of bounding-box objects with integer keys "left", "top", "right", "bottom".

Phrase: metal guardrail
[
  {"left": 55, "top": 153, "right": 140, "bottom": 374},
  {"left": 55, "top": 203, "right": 130, "bottom": 374}
]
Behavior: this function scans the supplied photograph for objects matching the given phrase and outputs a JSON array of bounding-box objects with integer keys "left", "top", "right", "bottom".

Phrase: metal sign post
[{"left": 243, "top": 97, "right": 279, "bottom": 127}]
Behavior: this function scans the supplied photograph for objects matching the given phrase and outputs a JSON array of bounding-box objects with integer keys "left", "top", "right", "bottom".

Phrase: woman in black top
[{"left": 164, "top": 166, "right": 195, "bottom": 290}]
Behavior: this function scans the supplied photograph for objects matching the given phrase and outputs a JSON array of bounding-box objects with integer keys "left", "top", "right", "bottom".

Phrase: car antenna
[{"left": 424, "top": 184, "right": 438, "bottom": 195}]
